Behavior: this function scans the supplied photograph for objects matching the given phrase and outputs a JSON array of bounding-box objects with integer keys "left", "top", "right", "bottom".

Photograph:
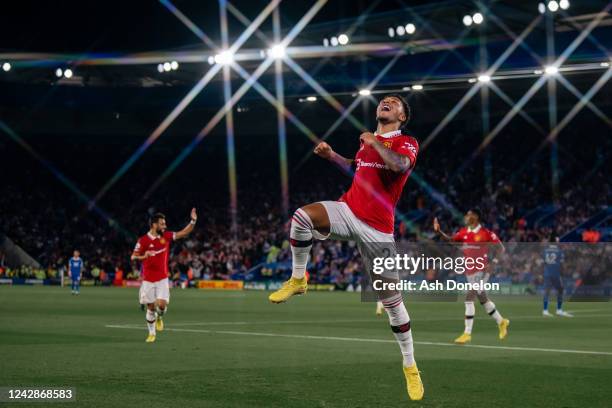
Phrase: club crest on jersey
[
  {"left": 474, "top": 235, "right": 481, "bottom": 242},
  {"left": 160, "top": 238, "right": 166, "bottom": 244},
  {"left": 383, "top": 141, "right": 393, "bottom": 149}
]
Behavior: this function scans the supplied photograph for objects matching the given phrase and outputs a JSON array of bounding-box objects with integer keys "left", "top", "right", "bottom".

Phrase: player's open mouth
[{"left": 381, "top": 104, "right": 391, "bottom": 111}]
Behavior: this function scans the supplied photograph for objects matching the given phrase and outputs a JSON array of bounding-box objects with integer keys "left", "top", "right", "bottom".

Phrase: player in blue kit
[
  {"left": 542, "top": 237, "right": 572, "bottom": 317},
  {"left": 68, "top": 250, "right": 84, "bottom": 295}
]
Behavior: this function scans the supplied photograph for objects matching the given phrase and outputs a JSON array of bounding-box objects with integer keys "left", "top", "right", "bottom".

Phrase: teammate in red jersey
[
  {"left": 131, "top": 209, "right": 197, "bottom": 343},
  {"left": 433, "top": 208, "right": 509, "bottom": 344},
  {"left": 268, "top": 94, "right": 424, "bottom": 401}
]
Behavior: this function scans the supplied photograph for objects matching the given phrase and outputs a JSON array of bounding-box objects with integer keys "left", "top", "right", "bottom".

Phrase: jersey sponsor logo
[{"left": 355, "top": 158, "right": 389, "bottom": 170}]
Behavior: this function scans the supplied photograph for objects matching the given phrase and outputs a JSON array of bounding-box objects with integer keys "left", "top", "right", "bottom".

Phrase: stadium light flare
[
  {"left": 405, "top": 23, "right": 416, "bottom": 34},
  {"left": 170, "top": 61, "right": 179, "bottom": 70},
  {"left": 463, "top": 15, "right": 473, "bottom": 26},
  {"left": 64, "top": 68, "right": 73, "bottom": 78},
  {"left": 544, "top": 65, "right": 559, "bottom": 75},
  {"left": 387, "top": 27, "right": 395, "bottom": 38},
  {"left": 559, "top": 0, "right": 570, "bottom": 10},
  {"left": 157, "top": 63, "right": 164, "bottom": 73},
  {"left": 534, "top": 69, "right": 544, "bottom": 74},
  {"left": 473, "top": 13, "right": 484, "bottom": 25},
  {"left": 306, "top": 96, "right": 317, "bottom": 102},
  {"left": 163, "top": 62, "right": 172, "bottom": 71},
  {"left": 538, "top": 2, "right": 546, "bottom": 13},
  {"left": 411, "top": 84, "right": 424, "bottom": 90},
  {"left": 468, "top": 78, "right": 477, "bottom": 83},
  {"left": 2, "top": 62, "right": 10, "bottom": 72},
  {"left": 330, "top": 36, "right": 338, "bottom": 46},
  {"left": 207, "top": 56, "right": 215, "bottom": 65},
  {"left": 396, "top": 25, "right": 406, "bottom": 36},
  {"left": 601, "top": 62, "right": 610, "bottom": 68},
  {"left": 548, "top": 1, "right": 559, "bottom": 12},
  {"left": 214, "top": 50, "right": 234, "bottom": 65},
  {"left": 55, "top": 68, "right": 63, "bottom": 77},
  {"left": 477, "top": 74, "right": 491, "bottom": 83},
  {"left": 358, "top": 89, "right": 371, "bottom": 96},
  {"left": 337, "top": 34, "right": 349, "bottom": 45},
  {"left": 323, "top": 38, "right": 329, "bottom": 47},
  {"left": 402, "top": 86, "right": 411, "bottom": 91},
  {"left": 268, "top": 43, "right": 286, "bottom": 59}
]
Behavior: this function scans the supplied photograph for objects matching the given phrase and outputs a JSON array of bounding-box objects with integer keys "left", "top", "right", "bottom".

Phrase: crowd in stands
[{"left": 1, "top": 128, "right": 609, "bottom": 287}]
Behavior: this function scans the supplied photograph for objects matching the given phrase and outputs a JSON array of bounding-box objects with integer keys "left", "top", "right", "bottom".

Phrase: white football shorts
[{"left": 139, "top": 278, "right": 170, "bottom": 304}]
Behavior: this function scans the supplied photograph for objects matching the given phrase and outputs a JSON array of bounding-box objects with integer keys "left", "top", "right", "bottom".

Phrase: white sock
[
  {"left": 146, "top": 309, "right": 157, "bottom": 335},
  {"left": 290, "top": 208, "right": 313, "bottom": 280},
  {"left": 483, "top": 300, "right": 503, "bottom": 324},
  {"left": 376, "top": 301, "right": 383, "bottom": 312},
  {"left": 464, "top": 301, "right": 475, "bottom": 334},
  {"left": 382, "top": 294, "right": 415, "bottom": 367}
]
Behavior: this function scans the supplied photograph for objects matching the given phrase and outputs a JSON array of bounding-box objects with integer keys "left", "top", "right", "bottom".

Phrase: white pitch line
[{"left": 105, "top": 324, "right": 612, "bottom": 356}]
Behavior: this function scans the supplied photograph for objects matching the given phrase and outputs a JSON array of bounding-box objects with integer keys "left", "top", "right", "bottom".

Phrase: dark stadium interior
[{"left": 1, "top": 0, "right": 610, "bottom": 284}]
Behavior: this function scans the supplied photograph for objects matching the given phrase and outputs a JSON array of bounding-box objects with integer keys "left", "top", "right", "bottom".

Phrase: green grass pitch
[{"left": 1, "top": 286, "right": 612, "bottom": 407}]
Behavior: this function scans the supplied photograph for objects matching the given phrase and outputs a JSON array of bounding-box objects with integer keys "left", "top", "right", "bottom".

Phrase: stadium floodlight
[
  {"left": 473, "top": 13, "right": 484, "bottom": 25},
  {"left": 64, "top": 68, "right": 73, "bottom": 78},
  {"left": 547, "top": 1, "right": 559, "bottom": 12},
  {"left": 559, "top": 0, "right": 569, "bottom": 10},
  {"left": 306, "top": 96, "right": 317, "bottom": 102},
  {"left": 405, "top": 23, "right": 416, "bottom": 34},
  {"left": 55, "top": 68, "right": 63, "bottom": 77},
  {"left": 207, "top": 56, "right": 215, "bottom": 65},
  {"left": 157, "top": 64, "right": 164, "bottom": 73},
  {"left": 170, "top": 61, "right": 179, "bottom": 70},
  {"left": 330, "top": 36, "right": 338, "bottom": 46},
  {"left": 358, "top": 89, "right": 371, "bottom": 96},
  {"left": 411, "top": 84, "right": 424, "bottom": 90},
  {"left": 387, "top": 27, "right": 395, "bottom": 38},
  {"left": 544, "top": 65, "right": 559, "bottom": 75},
  {"left": 323, "top": 38, "right": 329, "bottom": 47},
  {"left": 396, "top": 25, "right": 406, "bottom": 36},
  {"left": 601, "top": 62, "right": 610, "bottom": 68},
  {"left": 268, "top": 44, "right": 286, "bottom": 59},
  {"left": 538, "top": 2, "right": 546, "bottom": 13},
  {"left": 402, "top": 86, "right": 411, "bottom": 91},
  {"left": 463, "top": 15, "right": 473, "bottom": 26},
  {"left": 2, "top": 62, "right": 10, "bottom": 72},
  {"left": 468, "top": 78, "right": 477, "bottom": 83},
  {"left": 214, "top": 50, "right": 233, "bottom": 65},
  {"left": 338, "top": 34, "right": 349, "bottom": 45},
  {"left": 163, "top": 62, "right": 172, "bottom": 71},
  {"left": 534, "top": 69, "right": 543, "bottom": 75},
  {"left": 477, "top": 74, "right": 491, "bottom": 83}
]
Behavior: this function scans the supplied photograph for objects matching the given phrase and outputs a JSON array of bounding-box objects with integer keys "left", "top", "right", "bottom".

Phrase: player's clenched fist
[
  {"left": 314, "top": 142, "right": 333, "bottom": 159},
  {"left": 359, "top": 132, "right": 377, "bottom": 147}
]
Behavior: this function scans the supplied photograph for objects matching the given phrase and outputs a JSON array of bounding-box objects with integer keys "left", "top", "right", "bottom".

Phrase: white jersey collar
[
  {"left": 147, "top": 232, "right": 159, "bottom": 240},
  {"left": 467, "top": 224, "right": 482, "bottom": 233},
  {"left": 374, "top": 130, "right": 402, "bottom": 139}
]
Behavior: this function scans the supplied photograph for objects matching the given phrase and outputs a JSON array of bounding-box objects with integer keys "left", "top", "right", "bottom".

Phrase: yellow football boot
[
  {"left": 403, "top": 364, "right": 424, "bottom": 401},
  {"left": 156, "top": 316, "right": 164, "bottom": 332},
  {"left": 498, "top": 318, "right": 510, "bottom": 340},
  {"left": 145, "top": 334, "right": 156, "bottom": 343},
  {"left": 454, "top": 332, "right": 472, "bottom": 344},
  {"left": 268, "top": 277, "right": 307, "bottom": 303}
]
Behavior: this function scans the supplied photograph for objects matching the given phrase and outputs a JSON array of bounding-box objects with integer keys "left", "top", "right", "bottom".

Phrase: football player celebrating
[
  {"left": 131, "top": 209, "right": 197, "bottom": 343},
  {"left": 268, "top": 94, "right": 424, "bottom": 401},
  {"left": 433, "top": 209, "right": 510, "bottom": 344}
]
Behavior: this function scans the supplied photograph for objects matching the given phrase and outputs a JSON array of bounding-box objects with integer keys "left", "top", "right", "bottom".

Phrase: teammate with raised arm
[
  {"left": 433, "top": 209, "right": 510, "bottom": 344},
  {"left": 268, "top": 94, "right": 424, "bottom": 401},
  {"left": 131, "top": 209, "right": 197, "bottom": 343}
]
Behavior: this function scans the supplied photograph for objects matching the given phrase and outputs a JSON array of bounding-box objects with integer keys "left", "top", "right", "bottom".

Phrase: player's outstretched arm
[
  {"left": 314, "top": 141, "right": 353, "bottom": 172},
  {"left": 433, "top": 217, "right": 453, "bottom": 241},
  {"left": 175, "top": 208, "right": 197, "bottom": 240}
]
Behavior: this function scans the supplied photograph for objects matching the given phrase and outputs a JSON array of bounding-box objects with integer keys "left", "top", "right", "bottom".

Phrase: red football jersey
[
  {"left": 452, "top": 225, "right": 501, "bottom": 275},
  {"left": 133, "top": 231, "right": 175, "bottom": 282},
  {"left": 340, "top": 130, "right": 418, "bottom": 233}
]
